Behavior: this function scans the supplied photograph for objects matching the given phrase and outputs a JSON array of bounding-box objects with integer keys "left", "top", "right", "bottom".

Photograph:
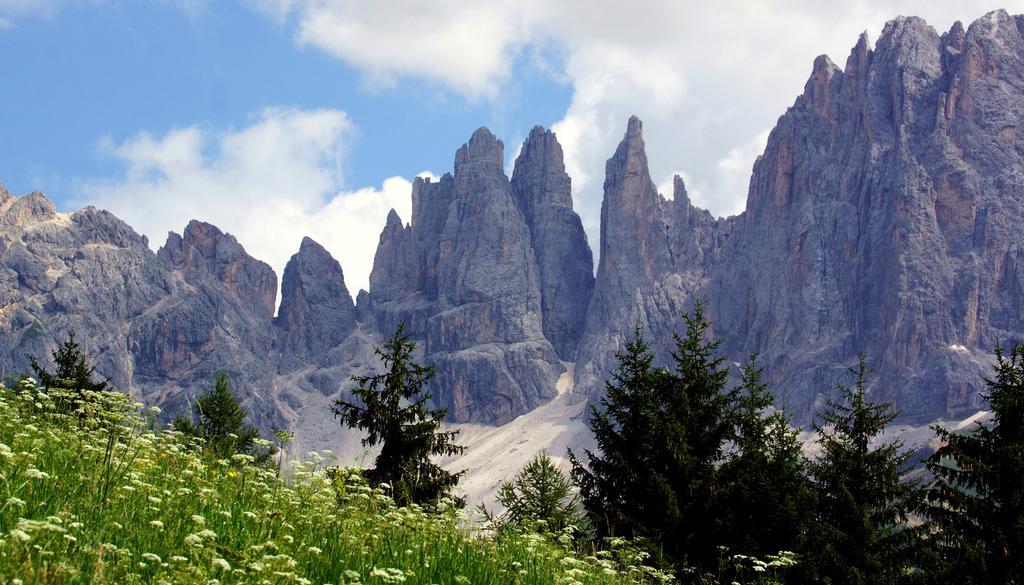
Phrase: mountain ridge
[{"left": 2, "top": 9, "right": 1022, "bottom": 448}]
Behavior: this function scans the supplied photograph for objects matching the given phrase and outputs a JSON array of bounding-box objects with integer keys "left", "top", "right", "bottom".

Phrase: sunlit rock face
[
  {"left": 1, "top": 11, "right": 1023, "bottom": 434},
  {"left": 577, "top": 11, "right": 1024, "bottom": 423},
  {"left": 364, "top": 128, "right": 570, "bottom": 424}
]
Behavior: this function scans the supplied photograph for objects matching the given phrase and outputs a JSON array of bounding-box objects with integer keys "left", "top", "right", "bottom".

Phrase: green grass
[{"left": 0, "top": 380, "right": 672, "bottom": 584}]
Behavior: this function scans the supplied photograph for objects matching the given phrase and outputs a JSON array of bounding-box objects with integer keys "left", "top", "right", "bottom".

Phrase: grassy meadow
[{"left": 0, "top": 379, "right": 674, "bottom": 584}]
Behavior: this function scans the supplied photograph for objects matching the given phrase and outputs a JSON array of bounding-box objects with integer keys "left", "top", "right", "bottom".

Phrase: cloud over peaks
[{"left": 79, "top": 107, "right": 416, "bottom": 296}]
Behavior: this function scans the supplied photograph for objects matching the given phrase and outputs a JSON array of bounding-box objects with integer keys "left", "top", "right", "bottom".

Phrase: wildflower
[
  {"left": 9, "top": 529, "right": 31, "bottom": 542},
  {"left": 369, "top": 568, "right": 406, "bottom": 584},
  {"left": 191, "top": 515, "right": 206, "bottom": 526},
  {"left": 24, "top": 468, "right": 49, "bottom": 479},
  {"left": 171, "top": 556, "right": 188, "bottom": 563},
  {"left": 149, "top": 520, "right": 164, "bottom": 529},
  {"left": 212, "top": 558, "right": 231, "bottom": 571},
  {"left": 143, "top": 553, "right": 162, "bottom": 563},
  {"left": 184, "top": 533, "right": 203, "bottom": 547},
  {"left": 308, "top": 546, "right": 322, "bottom": 555},
  {"left": 197, "top": 529, "right": 217, "bottom": 539},
  {"left": 6, "top": 497, "right": 26, "bottom": 508}
]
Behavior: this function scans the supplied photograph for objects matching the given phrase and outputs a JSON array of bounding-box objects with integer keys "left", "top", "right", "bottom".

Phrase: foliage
[
  {"left": 802, "top": 354, "right": 922, "bottom": 585},
  {"left": 921, "top": 343, "right": 1024, "bottom": 583},
  {"left": 0, "top": 379, "right": 673, "bottom": 584},
  {"left": 173, "top": 372, "right": 267, "bottom": 461},
  {"left": 715, "top": 356, "right": 812, "bottom": 565},
  {"left": 571, "top": 300, "right": 737, "bottom": 578},
  {"left": 333, "top": 323, "right": 465, "bottom": 507},
  {"left": 27, "top": 331, "right": 109, "bottom": 416},
  {"left": 482, "top": 451, "right": 585, "bottom": 536}
]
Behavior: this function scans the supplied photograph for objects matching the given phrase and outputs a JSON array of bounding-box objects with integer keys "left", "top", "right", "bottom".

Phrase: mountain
[
  {"left": 362, "top": 127, "right": 592, "bottom": 424},
  {"left": 576, "top": 11, "right": 1024, "bottom": 423},
  {"left": 2, "top": 10, "right": 1023, "bottom": 450}
]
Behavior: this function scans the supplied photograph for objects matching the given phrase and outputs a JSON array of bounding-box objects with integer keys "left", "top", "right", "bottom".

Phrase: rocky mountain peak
[
  {"left": 455, "top": 127, "right": 504, "bottom": 171},
  {"left": 599, "top": 116, "right": 668, "bottom": 277},
  {"left": 802, "top": 55, "right": 842, "bottom": 117},
  {"left": 625, "top": 114, "right": 643, "bottom": 139},
  {"left": 672, "top": 175, "right": 690, "bottom": 207},
  {"left": 275, "top": 236, "right": 356, "bottom": 369},
  {"left": 161, "top": 220, "right": 277, "bottom": 320},
  {"left": 2, "top": 191, "right": 58, "bottom": 226},
  {"left": 510, "top": 125, "right": 594, "bottom": 360},
  {"left": 512, "top": 125, "right": 572, "bottom": 211},
  {"left": 384, "top": 208, "right": 404, "bottom": 231}
]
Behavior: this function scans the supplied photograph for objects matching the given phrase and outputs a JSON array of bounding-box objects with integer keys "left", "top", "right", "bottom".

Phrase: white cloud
[
  {"left": 286, "top": 0, "right": 546, "bottom": 98},
  {"left": 258, "top": 0, "right": 1024, "bottom": 247},
  {"left": 78, "top": 107, "right": 417, "bottom": 298}
]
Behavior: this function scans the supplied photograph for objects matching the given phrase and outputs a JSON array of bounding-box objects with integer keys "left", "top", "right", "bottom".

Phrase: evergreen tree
[
  {"left": 571, "top": 300, "right": 734, "bottom": 576},
  {"left": 716, "top": 355, "right": 811, "bottom": 562},
  {"left": 484, "top": 451, "right": 583, "bottom": 535},
  {"left": 570, "top": 325, "right": 663, "bottom": 545},
  {"left": 804, "top": 354, "right": 922, "bottom": 585},
  {"left": 333, "top": 323, "right": 465, "bottom": 507},
  {"left": 28, "top": 331, "right": 109, "bottom": 414},
  {"left": 658, "top": 299, "right": 734, "bottom": 572},
  {"left": 174, "top": 373, "right": 261, "bottom": 459},
  {"left": 921, "top": 344, "right": 1024, "bottom": 584}
]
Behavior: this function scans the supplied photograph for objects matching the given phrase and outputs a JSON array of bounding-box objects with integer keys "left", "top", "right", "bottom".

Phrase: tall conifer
[
  {"left": 922, "top": 344, "right": 1024, "bottom": 583},
  {"left": 804, "top": 355, "right": 922, "bottom": 584},
  {"left": 716, "top": 356, "right": 811, "bottom": 561},
  {"left": 334, "top": 323, "right": 465, "bottom": 507}
]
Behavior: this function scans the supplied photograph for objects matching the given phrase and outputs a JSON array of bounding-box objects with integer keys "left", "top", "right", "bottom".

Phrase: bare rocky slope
[{"left": 1, "top": 11, "right": 1023, "bottom": 451}]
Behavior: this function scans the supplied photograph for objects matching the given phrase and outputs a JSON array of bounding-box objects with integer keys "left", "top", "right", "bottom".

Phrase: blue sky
[
  {"left": 2, "top": 1, "right": 1020, "bottom": 294},
  {"left": 0, "top": 1, "right": 569, "bottom": 199}
]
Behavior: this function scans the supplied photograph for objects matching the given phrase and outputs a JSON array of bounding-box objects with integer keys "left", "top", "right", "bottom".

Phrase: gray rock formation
[
  {"left": 365, "top": 128, "right": 565, "bottom": 424},
  {"left": 511, "top": 126, "right": 595, "bottom": 360},
  {"left": 275, "top": 236, "right": 357, "bottom": 370},
  {"left": 577, "top": 10, "right": 1024, "bottom": 424},
  {"left": 2, "top": 9, "right": 1023, "bottom": 440},
  {"left": 574, "top": 117, "right": 734, "bottom": 396},
  {"left": 0, "top": 190, "right": 167, "bottom": 393},
  {"left": 129, "top": 220, "right": 281, "bottom": 427}
]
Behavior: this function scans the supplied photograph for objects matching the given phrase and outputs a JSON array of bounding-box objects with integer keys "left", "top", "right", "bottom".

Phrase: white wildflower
[{"left": 212, "top": 557, "right": 231, "bottom": 571}]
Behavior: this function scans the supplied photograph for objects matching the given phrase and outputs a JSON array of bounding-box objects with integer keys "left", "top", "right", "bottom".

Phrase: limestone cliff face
[
  {"left": 275, "top": 236, "right": 357, "bottom": 370},
  {"left": 366, "top": 129, "right": 564, "bottom": 424},
  {"left": 511, "top": 126, "right": 595, "bottom": 361},
  {"left": 574, "top": 118, "right": 734, "bottom": 396},
  {"left": 0, "top": 191, "right": 166, "bottom": 395},
  {"left": 718, "top": 11, "right": 1024, "bottom": 419},
  {"left": 128, "top": 220, "right": 281, "bottom": 427},
  {"left": 577, "top": 10, "right": 1024, "bottom": 423},
  {"left": 2, "top": 10, "right": 1022, "bottom": 435}
]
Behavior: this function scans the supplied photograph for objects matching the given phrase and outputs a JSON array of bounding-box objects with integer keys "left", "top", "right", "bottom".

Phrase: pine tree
[
  {"left": 28, "top": 331, "right": 109, "bottom": 414},
  {"left": 333, "top": 323, "right": 465, "bottom": 507},
  {"left": 922, "top": 344, "right": 1024, "bottom": 584},
  {"left": 174, "top": 373, "right": 261, "bottom": 459},
  {"left": 804, "top": 354, "right": 922, "bottom": 585},
  {"left": 485, "top": 451, "right": 583, "bottom": 535},
  {"left": 571, "top": 300, "right": 735, "bottom": 576},
  {"left": 658, "top": 299, "right": 734, "bottom": 572},
  {"left": 570, "top": 325, "right": 663, "bottom": 546},
  {"left": 716, "top": 355, "right": 811, "bottom": 562}
]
